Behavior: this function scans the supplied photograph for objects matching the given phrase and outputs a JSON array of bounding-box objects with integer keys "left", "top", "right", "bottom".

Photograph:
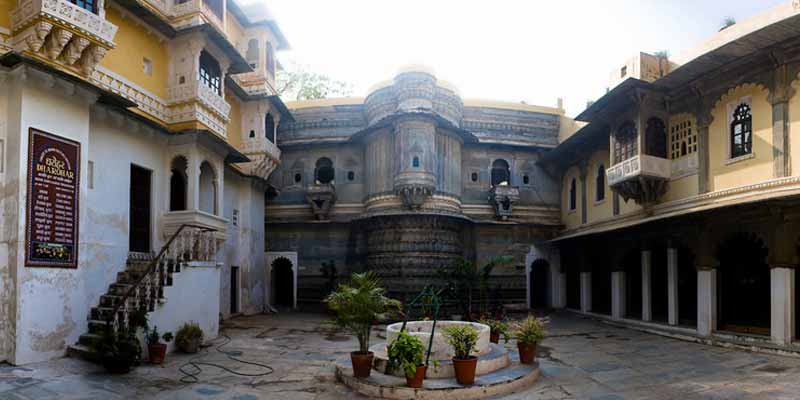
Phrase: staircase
[{"left": 68, "top": 225, "right": 219, "bottom": 361}]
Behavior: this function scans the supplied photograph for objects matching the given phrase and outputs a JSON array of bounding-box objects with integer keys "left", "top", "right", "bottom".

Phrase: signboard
[{"left": 25, "top": 128, "right": 81, "bottom": 268}]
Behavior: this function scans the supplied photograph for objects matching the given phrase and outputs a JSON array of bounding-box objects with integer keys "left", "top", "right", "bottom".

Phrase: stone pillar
[
  {"left": 580, "top": 272, "right": 592, "bottom": 313},
  {"left": 667, "top": 248, "right": 679, "bottom": 326},
  {"left": 697, "top": 268, "right": 717, "bottom": 336},
  {"left": 770, "top": 63, "right": 796, "bottom": 178},
  {"left": 612, "top": 271, "right": 626, "bottom": 320},
  {"left": 641, "top": 250, "right": 652, "bottom": 322},
  {"left": 550, "top": 252, "right": 566, "bottom": 308},
  {"left": 771, "top": 267, "right": 795, "bottom": 345},
  {"left": 696, "top": 115, "right": 712, "bottom": 194},
  {"left": 579, "top": 162, "right": 588, "bottom": 225}
]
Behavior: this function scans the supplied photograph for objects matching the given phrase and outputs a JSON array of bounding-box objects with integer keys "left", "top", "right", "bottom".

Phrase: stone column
[
  {"left": 667, "top": 248, "right": 679, "bottom": 326},
  {"left": 771, "top": 267, "right": 795, "bottom": 345},
  {"left": 697, "top": 268, "right": 717, "bottom": 336},
  {"left": 641, "top": 250, "right": 652, "bottom": 322},
  {"left": 612, "top": 271, "right": 626, "bottom": 320},
  {"left": 770, "top": 63, "right": 796, "bottom": 178},
  {"left": 579, "top": 162, "right": 588, "bottom": 225},
  {"left": 580, "top": 272, "right": 592, "bottom": 313},
  {"left": 550, "top": 252, "right": 567, "bottom": 308}
]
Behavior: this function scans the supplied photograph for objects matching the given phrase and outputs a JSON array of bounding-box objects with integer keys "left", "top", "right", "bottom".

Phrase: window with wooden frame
[
  {"left": 595, "top": 165, "right": 605, "bottom": 202},
  {"left": 198, "top": 50, "right": 222, "bottom": 95},
  {"left": 669, "top": 117, "right": 696, "bottom": 159},
  {"left": 730, "top": 103, "right": 752, "bottom": 158},
  {"left": 568, "top": 178, "right": 577, "bottom": 211},
  {"left": 613, "top": 122, "right": 637, "bottom": 164},
  {"left": 70, "top": 0, "right": 97, "bottom": 13}
]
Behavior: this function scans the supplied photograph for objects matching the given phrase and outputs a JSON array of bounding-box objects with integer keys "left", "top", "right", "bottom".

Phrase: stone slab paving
[{"left": 1, "top": 311, "right": 800, "bottom": 399}]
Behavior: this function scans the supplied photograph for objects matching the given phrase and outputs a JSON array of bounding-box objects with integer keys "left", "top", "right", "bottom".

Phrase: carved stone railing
[
  {"left": 608, "top": 154, "right": 671, "bottom": 204},
  {"left": 306, "top": 184, "right": 337, "bottom": 220},
  {"left": 168, "top": 81, "right": 231, "bottom": 118},
  {"left": 107, "top": 224, "right": 218, "bottom": 333},
  {"left": 10, "top": 0, "right": 117, "bottom": 75},
  {"left": 240, "top": 137, "right": 281, "bottom": 180},
  {"left": 161, "top": 209, "right": 227, "bottom": 246},
  {"left": 167, "top": 81, "right": 231, "bottom": 136},
  {"left": 171, "top": 0, "right": 224, "bottom": 32},
  {"left": 489, "top": 185, "right": 519, "bottom": 220}
]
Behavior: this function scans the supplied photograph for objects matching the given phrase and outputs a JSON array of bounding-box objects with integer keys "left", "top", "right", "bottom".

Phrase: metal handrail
[
  {"left": 106, "top": 223, "right": 217, "bottom": 325},
  {"left": 399, "top": 285, "right": 447, "bottom": 367}
]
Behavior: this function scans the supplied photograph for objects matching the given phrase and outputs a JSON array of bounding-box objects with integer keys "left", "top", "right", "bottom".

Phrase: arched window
[
  {"left": 614, "top": 121, "right": 637, "bottom": 164},
  {"left": 645, "top": 117, "right": 667, "bottom": 158},
  {"left": 412, "top": 156, "right": 420, "bottom": 168},
  {"left": 491, "top": 159, "right": 510, "bottom": 186},
  {"left": 199, "top": 161, "right": 217, "bottom": 215},
  {"left": 246, "top": 39, "right": 259, "bottom": 69},
  {"left": 169, "top": 156, "right": 188, "bottom": 211},
  {"left": 266, "top": 42, "right": 276, "bottom": 78},
  {"left": 198, "top": 50, "right": 221, "bottom": 95},
  {"left": 731, "top": 103, "right": 752, "bottom": 158},
  {"left": 315, "top": 157, "right": 334, "bottom": 184},
  {"left": 72, "top": 0, "right": 97, "bottom": 13},
  {"left": 265, "top": 113, "right": 275, "bottom": 142},
  {"left": 568, "top": 178, "right": 577, "bottom": 211},
  {"left": 595, "top": 165, "right": 605, "bottom": 202}
]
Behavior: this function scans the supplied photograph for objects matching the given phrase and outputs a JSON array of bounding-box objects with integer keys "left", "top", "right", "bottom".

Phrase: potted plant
[
  {"left": 175, "top": 322, "right": 204, "bottom": 354},
  {"left": 442, "top": 324, "right": 480, "bottom": 385},
  {"left": 145, "top": 325, "right": 174, "bottom": 364},
  {"left": 479, "top": 318, "right": 509, "bottom": 344},
  {"left": 92, "top": 310, "right": 147, "bottom": 374},
  {"left": 387, "top": 330, "right": 428, "bottom": 388},
  {"left": 325, "top": 272, "right": 402, "bottom": 378},
  {"left": 514, "top": 316, "right": 545, "bottom": 364}
]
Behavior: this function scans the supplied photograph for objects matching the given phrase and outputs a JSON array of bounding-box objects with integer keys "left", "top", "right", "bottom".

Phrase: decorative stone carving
[
  {"left": 306, "top": 184, "right": 336, "bottom": 220},
  {"left": 62, "top": 37, "right": 90, "bottom": 65},
  {"left": 489, "top": 185, "right": 520, "bottom": 220},
  {"left": 395, "top": 184, "right": 433, "bottom": 209},
  {"left": 79, "top": 45, "right": 106, "bottom": 75},
  {"left": 45, "top": 28, "right": 73, "bottom": 59},
  {"left": 24, "top": 21, "right": 52, "bottom": 52}
]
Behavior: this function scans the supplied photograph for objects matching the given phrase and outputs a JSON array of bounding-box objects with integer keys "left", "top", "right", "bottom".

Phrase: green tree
[
  {"left": 277, "top": 61, "right": 353, "bottom": 101},
  {"left": 720, "top": 17, "right": 736, "bottom": 31}
]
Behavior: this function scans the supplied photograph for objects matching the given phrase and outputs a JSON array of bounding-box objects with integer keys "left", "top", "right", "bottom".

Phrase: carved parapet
[
  {"left": 608, "top": 155, "right": 670, "bottom": 204},
  {"left": 395, "top": 183, "right": 434, "bottom": 210},
  {"left": 161, "top": 210, "right": 227, "bottom": 262},
  {"left": 305, "top": 184, "right": 337, "bottom": 220},
  {"left": 240, "top": 137, "right": 281, "bottom": 180},
  {"left": 489, "top": 185, "right": 520, "bottom": 220},
  {"left": 10, "top": 0, "right": 117, "bottom": 75},
  {"left": 166, "top": 81, "right": 231, "bottom": 136},
  {"left": 394, "top": 70, "right": 436, "bottom": 112}
]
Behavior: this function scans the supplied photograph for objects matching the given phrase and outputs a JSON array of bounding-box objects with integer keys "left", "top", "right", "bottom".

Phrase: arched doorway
[
  {"left": 491, "top": 159, "right": 510, "bottom": 186},
  {"left": 677, "top": 246, "right": 697, "bottom": 326},
  {"left": 716, "top": 232, "right": 770, "bottom": 335},
  {"left": 199, "top": 161, "right": 217, "bottom": 215},
  {"left": 169, "top": 156, "right": 187, "bottom": 211},
  {"left": 272, "top": 257, "right": 295, "bottom": 308},
  {"left": 530, "top": 259, "right": 549, "bottom": 308},
  {"left": 623, "top": 248, "right": 642, "bottom": 319}
]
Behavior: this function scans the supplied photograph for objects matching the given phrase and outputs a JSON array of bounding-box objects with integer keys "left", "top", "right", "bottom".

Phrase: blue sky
[{"left": 267, "top": 0, "right": 787, "bottom": 116}]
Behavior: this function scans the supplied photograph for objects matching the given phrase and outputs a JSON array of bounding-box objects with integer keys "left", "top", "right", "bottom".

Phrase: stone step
[
  {"left": 78, "top": 333, "right": 104, "bottom": 348},
  {"left": 108, "top": 283, "right": 132, "bottom": 296},
  {"left": 335, "top": 358, "right": 540, "bottom": 400},
  {"left": 99, "top": 294, "right": 122, "bottom": 308},
  {"left": 89, "top": 307, "right": 114, "bottom": 321},
  {"left": 67, "top": 344, "right": 101, "bottom": 362}
]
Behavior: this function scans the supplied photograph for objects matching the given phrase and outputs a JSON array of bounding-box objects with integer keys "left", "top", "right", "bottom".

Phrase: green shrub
[
  {"left": 514, "top": 316, "right": 546, "bottom": 344},
  {"left": 478, "top": 318, "right": 510, "bottom": 342},
  {"left": 387, "top": 331, "right": 425, "bottom": 378},
  {"left": 442, "top": 324, "right": 479, "bottom": 359},
  {"left": 175, "top": 322, "right": 203, "bottom": 348}
]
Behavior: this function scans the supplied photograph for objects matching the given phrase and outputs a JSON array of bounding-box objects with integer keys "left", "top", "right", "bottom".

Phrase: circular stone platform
[
  {"left": 335, "top": 357, "right": 540, "bottom": 400},
  {"left": 372, "top": 342, "right": 510, "bottom": 379},
  {"left": 385, "top": 321, "right": 492, "bottom": 361}
]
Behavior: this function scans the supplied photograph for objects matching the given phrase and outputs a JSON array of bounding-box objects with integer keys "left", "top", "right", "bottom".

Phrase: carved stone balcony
[
  {"left": 306, "top": 184, "right": 336, "bottom": 220},
  {"left": 161, "top": 210, "right": 227, "bottom": 260},
  {"left": 607, "top": 154, "right": 671, "bottom": 204},
  {"left": 167, "top": 81, "right": 231, "bottom": 136},
  {"left": 10, "top": 0, "right": 118, "bottom": 76},
  {"left": 170, "top": 0, "right": 224, "bottom": 32},
  {"left": 240, "top": 137, "right": 281, "bottom": 180},
  {"left": 489, "top": 185, "right": 519, "bottom": 220}
]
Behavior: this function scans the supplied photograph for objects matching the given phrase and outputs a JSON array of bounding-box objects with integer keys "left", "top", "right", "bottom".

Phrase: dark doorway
[
  {"left": 591, "top": 260, "right": 612, "bottom": 316},
  {"left": 623, "top": 249, "right": 642, "bottom": 319},
  {"left": 677, "top": 247, "right": 697, "bottom": 326},
  {"left": 129, "top": 165, "right": 151, "bottom": 253},
  {"left": 717, "top": 233, "right": 770, "bottom": 335},
  {"left": 530, "top": 259, "right": 550, "bottom": 308},
  {"left": 273, "top": 257, "right": 294, "bottom": 308},
  {"left": 565, "top": 253, "right": 581, "bottom": 310},
  {"left": 651, "top": 246, "right": 669, "bottom": 323},
  {"left": 230, "top": 266, "right": 240, "bottom": 314}
]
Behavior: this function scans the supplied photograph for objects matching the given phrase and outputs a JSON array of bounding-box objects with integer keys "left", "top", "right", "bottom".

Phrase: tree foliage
[{"left": 277, "top": 61, "right": 353, "bottom": 101}]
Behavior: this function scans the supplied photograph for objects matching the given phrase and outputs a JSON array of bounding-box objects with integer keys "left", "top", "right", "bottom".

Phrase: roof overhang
[
  {"left": 182, "top": 24, "right": 253, "bottom": 74},
  {"left": 224, "top": 76, "right": 295, "bottom": 123},
  {"left": 574, "top": 78, "right": 658, "bottom": 122}
]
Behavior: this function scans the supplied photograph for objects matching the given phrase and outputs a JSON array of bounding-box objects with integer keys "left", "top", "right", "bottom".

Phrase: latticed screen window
[
  {"left": 198, "top": 50, "right": 222, "bottom": 95},
  {"left": 731, "top": 103, "right": 752, "bottom": 158},
  {"left": 71, "top": 0, "right": 96, "bottom": 13},
  {"left": 670, "top": 118, "right": 696, "bottom": 159},
  {"left": 613, "top": 122, "right": 637, "bottom": 164}
]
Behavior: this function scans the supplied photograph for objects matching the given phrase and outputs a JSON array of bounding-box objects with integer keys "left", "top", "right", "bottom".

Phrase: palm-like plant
[
  {"left": 325, "top": 272, "right": 402, "bottom": 354},
  {"left": 440, "top": 256, "right": 514, "bottom": 318}
]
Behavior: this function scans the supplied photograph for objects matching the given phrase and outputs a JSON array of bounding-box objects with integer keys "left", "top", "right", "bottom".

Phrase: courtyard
[{"left": 1, "top": 312, "right": 798, "bottom": 400}]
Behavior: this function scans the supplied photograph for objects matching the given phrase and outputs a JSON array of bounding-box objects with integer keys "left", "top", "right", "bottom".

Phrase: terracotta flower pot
[
  {"left": 148, "top": 343, "right": 168, "bottom": 364},
  {"left": 517, "top": 342, "right": 537, "bottom": 364},
  {"left": 405, "top": 365, "right": 427, "bottom": 388},
  {"left": 490, "top": 331, "right": 500, "bottom": 344},
  {"left": 452, "top": 356, "right": 478, "bottom": 385},
  {"left": 350, "top": 351, "right": 374, "bottom": 378}
]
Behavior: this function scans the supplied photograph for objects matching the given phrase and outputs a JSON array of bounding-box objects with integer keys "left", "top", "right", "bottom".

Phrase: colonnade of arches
[{"left": 168, "top": 155, "right": 220, "bottom": 216}]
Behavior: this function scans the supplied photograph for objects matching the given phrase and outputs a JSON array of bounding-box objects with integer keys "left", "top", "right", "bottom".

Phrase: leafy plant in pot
[
  {"left": 513, "top": 316, "right": 546, "bottom": 364},
  {"left": 442, "top": 324, "right": 480, "bottom": 385},
  {"left": 386, "top": 330, "right": 433, "bottom": 388},
  {"left": 92, "top": 309, "right": 147, "bottom": 374},
  {"left": 145, "top": 325, "right": 174, "bottom": 364},
  {"left": 325, "top": 272, "right": 402, "bottom": 378},
  {"left": 478, "top": 318, "right": 510, "bottom": 344},
  {"left": 175, "top": 322, "right": 204, "bottom": 354}
]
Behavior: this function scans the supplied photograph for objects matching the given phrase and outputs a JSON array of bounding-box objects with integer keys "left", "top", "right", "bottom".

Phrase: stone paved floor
[{"left": 1, "top": 311, "right": 800, "bottom": 399}]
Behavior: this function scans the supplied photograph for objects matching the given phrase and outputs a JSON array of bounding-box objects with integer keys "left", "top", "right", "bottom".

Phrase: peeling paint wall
[{"left": 0, "top": 69, "right": 18, "bottom": 363}]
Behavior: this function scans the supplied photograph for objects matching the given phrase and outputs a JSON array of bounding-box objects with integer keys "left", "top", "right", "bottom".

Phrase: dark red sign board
[{"left": 25, "top": 128, "right": 81, "bottom": 268}]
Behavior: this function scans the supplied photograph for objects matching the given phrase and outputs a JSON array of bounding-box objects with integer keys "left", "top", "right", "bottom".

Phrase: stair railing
[{"left": 106, "top": 223, "right": 218, "bottom": 332}]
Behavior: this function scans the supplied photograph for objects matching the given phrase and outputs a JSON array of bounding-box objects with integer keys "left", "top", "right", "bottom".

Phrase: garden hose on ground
[{"left": 178, "top": 334, "right": 275, "bottom": 384}]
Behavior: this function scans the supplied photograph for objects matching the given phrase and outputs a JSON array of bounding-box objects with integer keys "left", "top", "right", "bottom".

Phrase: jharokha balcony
[
  {"left": 10, "top": 0, "right": 118, "bottom": 76},
  {"left": 170, "top": 0, "right": 225, "bottom": 32},
  {"left": 167, "top": 79, "right": 231, "bottom": 137},
  {"left": 607, "top": 119, "right": 671, "bottom": 204}
]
